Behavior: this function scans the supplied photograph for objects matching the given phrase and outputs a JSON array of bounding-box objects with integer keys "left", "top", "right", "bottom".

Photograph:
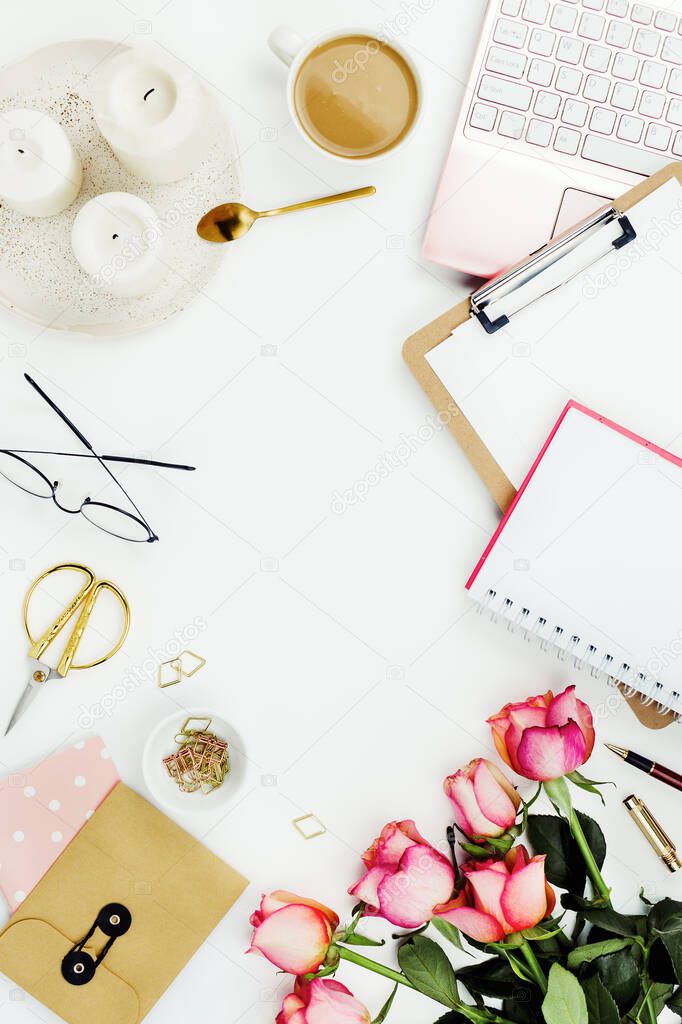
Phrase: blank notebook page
[{"left": 467, "top": 402, "right": 682, "bottom": 713}]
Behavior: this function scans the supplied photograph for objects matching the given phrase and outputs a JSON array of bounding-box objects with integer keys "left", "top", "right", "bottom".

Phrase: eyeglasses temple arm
[
  {"left": 24, "top": 374, "right": 94, "bottom": 451},
  {"left": 3, "top": 450, "right": 195, "bottom": 471}
]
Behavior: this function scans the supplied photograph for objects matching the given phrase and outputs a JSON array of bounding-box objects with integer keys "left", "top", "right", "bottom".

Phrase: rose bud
[
  {"left": 434, "top": 844, "right": 556, "bottom": 942},
  {"left": 277, "top": 978, "right": 370, "bottom": 1024},
  {"left": 487, "top": 685, "right": 595, "bottom": 782},
  {"left": 444, "top": 758, "right": 520, "bottom": 842},
  {"left": 348, "top": 819, "right": 454, "bottom": 929},
  {"left": 248, "top": 891, "right": 339, "bottom": 975}
]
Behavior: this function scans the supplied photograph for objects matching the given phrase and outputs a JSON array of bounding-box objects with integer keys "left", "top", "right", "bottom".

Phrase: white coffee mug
[{"left": 268, "top": 25, "right": 422, "bottom": 163}]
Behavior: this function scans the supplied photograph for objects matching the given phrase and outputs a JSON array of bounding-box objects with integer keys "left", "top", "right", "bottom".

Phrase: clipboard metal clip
[{"left": 470, "top": 206, "right": 637, "bottom": 336}]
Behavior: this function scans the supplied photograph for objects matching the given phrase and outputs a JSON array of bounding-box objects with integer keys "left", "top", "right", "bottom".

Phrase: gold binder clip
[
  {"left": 158, "top": 651, "right": 207, "bottom": 688},
  {"left": 292, "top": 813, "right": 327, "bottom": 840}
]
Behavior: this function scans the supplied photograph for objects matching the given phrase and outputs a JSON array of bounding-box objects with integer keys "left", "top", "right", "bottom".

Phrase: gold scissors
[{"left": 5, "top": 563, "right": 131, "bottom": 735}]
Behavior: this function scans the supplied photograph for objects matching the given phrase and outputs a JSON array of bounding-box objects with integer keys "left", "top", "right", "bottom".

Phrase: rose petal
[
  {"left": 505, "top": 844, "right": 530, "bottom": 873},
  {"left": 500, "top": 855, "right": 550, "bottom": 932},
  {"left": 487, "top": 694, "right": 552, "bottom": 771},
  {"left": 546, "top": 685, "right": 595, "bottom": 759},
  {"left": 445, "top": 769, "right": 506, "bottom": 839},
  {"left": 434, "top": 904, "right": 506, "bottom": 942},
  {"left": 348, "top": 866, "right": 391, "bottom": 912},
  {"left": 473, "top": 760, "right": 520, "bottom": 830},
  {"left": 261, "top": 891, "right": 339, "bottom": 931},
  {"left": 376, "top": 846, "right": 454, "bottom": 928},
  {"left": 249, "top": 904, "right": 331, "bottom": 975},
  {"left": 362, "top": 820, "right": 424, "bottom": 869},
  {"left": 304, "top": 979, "right": 371, "bottom": 1024},
  {"left": 516, "top": 720, "right": 587, "bottom": 781},
  {"left": 277, "top": 994, "right": 306, "bottom": 1024},
  {"left": 464, "top": 863, "right": 511, "bottom": 931}
]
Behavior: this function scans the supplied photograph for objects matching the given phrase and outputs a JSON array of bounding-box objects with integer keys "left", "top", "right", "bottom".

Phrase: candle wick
[{"left": 143, "top": 88, "right": 155, "bottom": 102}]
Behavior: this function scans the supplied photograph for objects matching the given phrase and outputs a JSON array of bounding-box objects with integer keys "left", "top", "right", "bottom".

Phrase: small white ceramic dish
[
  {"left": 142, "top": 707, "right": 244, "bottom": 817},
  {"left": 0, "top": 38, "right": 241, "bottom": 334}
]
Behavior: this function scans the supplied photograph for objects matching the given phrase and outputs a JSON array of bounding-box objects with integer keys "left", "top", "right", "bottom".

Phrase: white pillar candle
[
  {"left": 71, "top": 192, "right": 166, "bottom": 298},
  {"left": 0, "top": 109, "right": 82, "bottom": 217},
  {"left": 91, "top": 48, "right": 209, "bottom": 184}
]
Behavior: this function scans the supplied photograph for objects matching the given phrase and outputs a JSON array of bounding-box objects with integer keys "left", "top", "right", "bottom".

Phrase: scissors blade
[{"left": 4, "top": 661, "right": 54, "bottom": 735}]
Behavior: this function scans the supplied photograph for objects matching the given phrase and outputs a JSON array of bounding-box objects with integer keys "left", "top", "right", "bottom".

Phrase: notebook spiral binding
[{"left": 476, "top": 588, "right": 681, "bottom": 721}]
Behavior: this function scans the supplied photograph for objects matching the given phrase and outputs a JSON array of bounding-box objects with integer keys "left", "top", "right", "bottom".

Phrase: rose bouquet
[{"left": 249, "top": 685, "right": 682, "bottom": 1024}]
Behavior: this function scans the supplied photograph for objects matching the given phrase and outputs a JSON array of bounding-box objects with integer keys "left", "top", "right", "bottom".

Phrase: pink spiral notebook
[{"left": 467, "top": 401, "right": 682, "bottom": 718}]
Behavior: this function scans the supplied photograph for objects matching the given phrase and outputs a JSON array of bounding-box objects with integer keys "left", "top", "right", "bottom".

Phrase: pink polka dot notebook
[{"left": 0, "top": 737, "right": 119, "bottom": 912}]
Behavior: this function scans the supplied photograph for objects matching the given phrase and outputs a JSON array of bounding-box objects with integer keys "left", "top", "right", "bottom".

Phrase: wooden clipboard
[{"left": 403, "top": 162, "right": 682, "bottom": 730}]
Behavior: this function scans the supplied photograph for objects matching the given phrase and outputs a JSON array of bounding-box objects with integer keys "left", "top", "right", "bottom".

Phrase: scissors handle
[
  {"left": 59, "top": 580, "right": 130, "bottom": 674},
  {"left": 24, "top": 564, "right": 130, "bottom": 676},
  {"left": 24, "top": 563, "right": 95, "bottom": 663}
]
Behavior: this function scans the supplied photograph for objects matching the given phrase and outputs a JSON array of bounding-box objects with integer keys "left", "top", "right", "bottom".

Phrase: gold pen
[{"left": 624, "top": 795, "right": 682, "bottom": 873}]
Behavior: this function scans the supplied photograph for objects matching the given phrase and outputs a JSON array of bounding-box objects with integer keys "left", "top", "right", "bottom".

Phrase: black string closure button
[{"left": 62, "top": 903, "right": 132, "bottom": 986}]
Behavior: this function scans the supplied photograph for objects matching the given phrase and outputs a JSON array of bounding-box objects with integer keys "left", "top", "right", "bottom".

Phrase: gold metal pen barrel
[{"left": 624, "top": 794, "right": 682, "bottom": 873}]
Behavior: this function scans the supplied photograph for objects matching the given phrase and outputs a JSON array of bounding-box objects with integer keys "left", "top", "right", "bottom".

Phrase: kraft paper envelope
[{"left": 0, "top": 782, "right": 248, "bottom": 1024}]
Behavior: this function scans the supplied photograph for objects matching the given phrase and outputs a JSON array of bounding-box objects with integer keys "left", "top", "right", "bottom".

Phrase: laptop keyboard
[{"left": 468, "top": 0, "right": 682, "bottom": 175}]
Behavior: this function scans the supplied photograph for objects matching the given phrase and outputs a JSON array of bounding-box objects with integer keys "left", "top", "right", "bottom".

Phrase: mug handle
[{"left": 268, "top": 25, "right": 305, "bottom": 67}]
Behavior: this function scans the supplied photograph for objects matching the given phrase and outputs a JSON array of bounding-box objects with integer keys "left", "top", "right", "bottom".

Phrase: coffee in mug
[{"left": 292, "top": 34, "right": 420, "bottom": 160}]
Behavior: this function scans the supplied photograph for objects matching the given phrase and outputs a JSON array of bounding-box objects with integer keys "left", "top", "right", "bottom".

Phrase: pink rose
[
  {"left": 277, "top": 978, "right": 370, "bottom": 1024},
  {"left": 444, "top": 758, "right": 520, "bottom": 842},
  {"left": 435, "top": 845, "right": 556, "bottom": 943},
  {"left": 348, "top": 820, "right": 454, "bottom": 929},
  {"left": 248, "top": 891, "right": 339, "bottom": 975},
  {"left": 487, "top": 685, "right": 595, "bottom": 782}
]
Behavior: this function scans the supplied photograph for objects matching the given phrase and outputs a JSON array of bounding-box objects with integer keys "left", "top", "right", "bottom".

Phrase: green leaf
[
  {"left": 667, "top": 987, "right": 682, "bottom": 1018},
  {"left": 372, "top": 984, "right": 397, "bottom": 1024},
  {"left": 527, "top": 815, "right": 585, "bottom": 894},
  {"left": 560, "top": 896, "right": 645, "bottom": 937},
  {"left": 589, "top": 949, "right": 641, "bottom": 1012},
  {"left": 581, "top": 975, "right": 619, "bottom": 1024},
  {"left": 567, "top": 938, "right": 633, "bottom": 968},
  {"left": 398, "top": 936, "right": 459, "bottom": 1009},
  {"left": 649, "top": 899, "right": 682, "bottom": 983},
  {"left": 342, "top": 933, "right": 386, "bottom": 947},
  {"left": 503, "top": 993, "right": 545, "bottom": 1024},
  {"left": 431, "top": 917, "right": 465, "bottom": 952},
  {"left": 631, "top": 982, "right": 674, "bottom": 1021},
  {"left": 455, "top": 957, "right": 531, "bottom": 1000},
  {"left": 541, "top": 964, "right": 588, "bottom": 1024},
  {"left": 565, "top": 771, "right": 612, "bottom": 805}
]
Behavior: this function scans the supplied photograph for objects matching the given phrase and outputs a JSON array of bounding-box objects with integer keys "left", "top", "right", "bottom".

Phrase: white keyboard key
[
  {"left": 631, "top": 3, "right": 653, "bottom": 24},
  {"left": 606, "top": 19, "right": 633, "bottom": 46},
  {"left": 554, "top": 125, "right": 581, "bottom": 152},
  {"left": 612, "top": 81, "right": 638, "bottom": 107},
  {"left": 527, "top": 117, "right": 554, "bottom": 144},
  {"left": 534, "top": 89, "right": 561, "bottom": 115},
  {"left": 584, "top": 73, "right": 610, "bottom": 100},
  {"left": 494, "top": 18, "right": 528, "bottom": 47},
  {"left": 640, "top": 59, "right": 666, "bottom": 86},
  {"left": 557, "top": 36, "right": 584, "bottom": 62},
  {"left": 606, "top": 0, "right": 628, "bottom": 14},
  {"left": 562, "top": 97, "right": 589, "bottom": 124},
  {"left": 645, "top": 121, "right": 671, "bottom": 148},
  {"left": 617, "top": 113, "right": 644, "bottom": 140},
  {"left": 478, "top": 74, "right": 533, "bottom": 109},
  {"left": 639, "top": 89, "right": 665, "bottom": 116},
  {"left": 585, "top": 43, "right": 611, "bottom": 70},
  {"left": 528, "top": 28, "right": 556, "bottom": 54},
  {"left": 502, "top": 0, "right": 522, "bottom": 13},
  {"left": 523, "top": 0, "right": 549, "bottom": 23},
  {"left": 667, "top": 97, "right": 682, "bottom": 124},
  {"left": 551, "top": 4, "right": 578, "bottom": 30},
  {"left": 498, "top": 110, "right": 526, "bottom": 137},
  {"left": 583, "top": 133, "right": 667, "bottom": 172},
  {"left": 556, "top": 66, "right": 583, "bottom": 91},
  {"left": 528, "top": 57, "right": 555, "bottom": 84},
  {"left": 590, "top": 105, "right": 617, "bottom": 132},
  {"left": 673, "top": 130, "right": 682, "bottom": 155},
  {"left": 579, "top": 13, "right": 605, "bottom": 38},
  {"left": 655, "top": 10, "right": 676, "bottom": 32},
  {"left": 669, "top": 68, "right": 682, "bottom": 93},
  {"left": 469, "top": 102, "right": 497, "bottom": 131},
  {"left": 613, "top": 52, "right": 639, "bottom": 79},
  {"left": 634, "top": 27, "right": 661, "bottom": 56},
  {"left": 662, "top": 36, "right": 682, "bottom": 63},
  {"left": 583, "top": 0, "right": 604, "bottom": 8},
  {"left": 486, "top": 46, "right": 527, "bottom": 78}
]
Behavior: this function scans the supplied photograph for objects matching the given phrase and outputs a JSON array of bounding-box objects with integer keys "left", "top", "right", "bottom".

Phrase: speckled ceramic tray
[{"left": 0, "top": 39, "right": 240, "bottom": 335}]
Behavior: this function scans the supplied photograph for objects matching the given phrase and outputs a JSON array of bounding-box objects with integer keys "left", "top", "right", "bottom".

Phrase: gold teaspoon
[{"left": 197, "top": 186, "right": 376, "bottom": 243}]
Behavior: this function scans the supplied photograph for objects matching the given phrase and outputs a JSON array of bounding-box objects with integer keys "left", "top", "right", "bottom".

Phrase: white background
[{"left": 1, "top": 2, "right": 682, "bottom": 1022}]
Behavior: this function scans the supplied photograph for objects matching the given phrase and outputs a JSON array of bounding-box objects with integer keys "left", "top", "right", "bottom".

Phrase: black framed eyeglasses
[{"left": 0, "top": 374, "right": 195, "bottom": 543}]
